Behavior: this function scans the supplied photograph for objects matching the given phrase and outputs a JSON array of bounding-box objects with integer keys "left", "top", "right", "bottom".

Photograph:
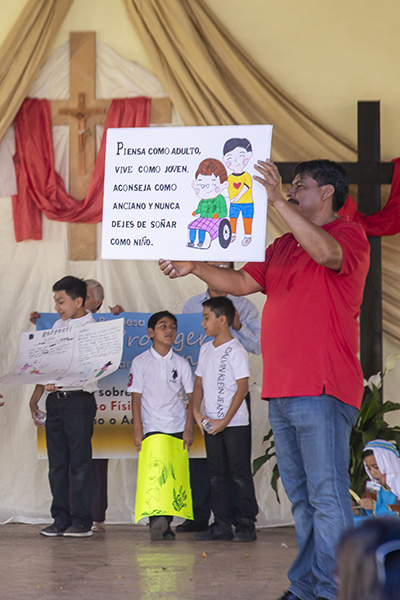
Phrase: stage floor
[{"left": 0, "top": 523, "right": 297, "bottom": 600}]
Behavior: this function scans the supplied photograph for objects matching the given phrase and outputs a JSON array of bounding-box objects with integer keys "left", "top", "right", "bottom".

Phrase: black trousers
[
  {"left": 92, "top": 459, "right": 108, "bottom": 523},
  {"left": 45, "top": 391, "right": 97, "bottom": 530},
  {"left": 189, "top": 392, "right": 252, "bottom": 523},
  {"left": 204, "top": 425, "right": 258, "bottom": 526}
]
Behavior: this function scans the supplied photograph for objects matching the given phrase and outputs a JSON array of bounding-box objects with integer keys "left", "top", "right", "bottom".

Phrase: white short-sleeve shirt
[
  {"left": 127, "top": 346, "right": 194, "bottom": 434},
  {"left": 195, "top": 338, "right": 250, "bottom": 427}
]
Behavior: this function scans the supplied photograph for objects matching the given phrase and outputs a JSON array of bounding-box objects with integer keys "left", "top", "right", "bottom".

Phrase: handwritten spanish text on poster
[
  {"left": 102, "top": 124, "right": 272, "bottom": 261},
  {"left": 0, "top": 319, "right": 124, "bottom": 388}
]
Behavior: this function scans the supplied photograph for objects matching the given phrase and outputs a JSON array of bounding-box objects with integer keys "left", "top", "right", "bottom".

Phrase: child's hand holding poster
[{"left": 102, "top": 124, "right": 272, "bottom": 261}]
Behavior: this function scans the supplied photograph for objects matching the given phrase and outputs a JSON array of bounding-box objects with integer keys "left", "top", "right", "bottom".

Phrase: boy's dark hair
[
  {"left": 195, "top": 158, "right": 228, "bottom": 183},
  {"left": 147, "top": 311, "right": 177, "bottom": 330},
  {"left": 293, "top": 159, "right": 349, "bottom": 212},
  {"left": 52, "top": 276, "right": 87, "bottom": 303},
  {"left": 223, "top": 137, "right": 252, "bottom": 156},
  {"left": 202, "top": 296, "right": 235, "bottom": 327}
]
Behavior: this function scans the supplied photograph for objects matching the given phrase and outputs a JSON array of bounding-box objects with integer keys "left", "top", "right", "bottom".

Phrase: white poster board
[
  {"left": 0, "top": 319, "right": 124, "bottom": 388},
  {"left": 102, "top": 124, "right": 272, "bottom": 261}
]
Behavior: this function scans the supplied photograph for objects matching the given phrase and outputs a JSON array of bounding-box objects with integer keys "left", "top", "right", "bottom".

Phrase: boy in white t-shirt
[
  {"left": 193, "top": 296, "right": 258, "bottom": 542},
  {"left": 127, "top": 311, "right": 194, "bottom": 541}
]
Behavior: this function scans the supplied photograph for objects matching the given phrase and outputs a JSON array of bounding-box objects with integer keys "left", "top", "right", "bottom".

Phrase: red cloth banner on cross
[
  {"left": 12, "top": 96, "right": 151, "bottom": 242},
  {"left": 339, "top": 157, "right": 400, "bottom": 237}
]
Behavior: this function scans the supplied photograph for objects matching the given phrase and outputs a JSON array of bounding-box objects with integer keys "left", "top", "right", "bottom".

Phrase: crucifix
[
  {"left": 51, "top": 31, "right": 172, "bottom": 261},
  {"left": 277, "top": 101, "right": 393, "bottom": 383}
]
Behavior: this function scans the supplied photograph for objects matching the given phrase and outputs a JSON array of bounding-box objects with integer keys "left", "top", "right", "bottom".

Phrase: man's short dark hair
[
  {"left": 202, "top": 296, "right": 235, "bottom": 327},
  {"left": 294, "top": 159, "right": 349, "bottom": 212},
  {"left": 52, "top": 276, "right": 87, "bottom": 302},
  {"left": 147, "top": 311, "right": 177, "bottom": 330}
]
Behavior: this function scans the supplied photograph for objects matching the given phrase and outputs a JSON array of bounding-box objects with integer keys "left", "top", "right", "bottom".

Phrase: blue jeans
[{"left": 268, "top": 395, "right": 358, "bottom": 600}]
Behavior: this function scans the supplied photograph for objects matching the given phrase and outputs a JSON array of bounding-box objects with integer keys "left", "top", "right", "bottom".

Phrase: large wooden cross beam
[
  {"left": 51, "top": 32, "right": 171, "bottom": 261},
  {"left": 277, "top": 101, "right": 392, "bottom": 381}
]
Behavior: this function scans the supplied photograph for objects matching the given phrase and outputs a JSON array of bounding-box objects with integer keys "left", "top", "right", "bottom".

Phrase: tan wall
[
  {"left": 1, "top": 0, "right": 399, "bottom": 158},
  {"left": 211, "top": 0, "right": 400, "bottom": 160}
]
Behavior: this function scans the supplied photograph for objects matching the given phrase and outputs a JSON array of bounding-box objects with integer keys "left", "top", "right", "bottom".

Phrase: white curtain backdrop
[{"left": 0, "top": 42, "right": 292, "bottom": 526}]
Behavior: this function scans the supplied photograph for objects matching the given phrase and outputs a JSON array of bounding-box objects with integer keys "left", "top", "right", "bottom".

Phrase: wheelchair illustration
[{"left": 187, "top": 217, "right": 232, "bottom": 249}]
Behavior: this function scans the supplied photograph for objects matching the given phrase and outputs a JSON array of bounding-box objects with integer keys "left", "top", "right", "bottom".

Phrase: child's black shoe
[
  {"left": 150, "top": 516, "right": 169, "bottom": 540},
  {"left": 233, "top": 518, "right": 257, "bottom": 542},
  {"left": 195, "top": 521, "right": 233, "bottom": 541}
]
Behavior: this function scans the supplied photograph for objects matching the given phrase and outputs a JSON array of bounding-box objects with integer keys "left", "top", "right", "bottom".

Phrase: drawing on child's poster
[
  {"left": 0, "top": 319, "right": 124, "bottom": 387},
  {"left": 102, "top": 124, "right": 272, "bottom": 261}
]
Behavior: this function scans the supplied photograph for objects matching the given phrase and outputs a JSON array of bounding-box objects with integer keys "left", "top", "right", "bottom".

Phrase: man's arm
[
  {"left": 132, "top": 392, "right": 144, "bottom": 452},
  {"left": 231, "top": 298, "right": 261, "bottom": 355},
  {"left": 158, "top": 260, "right": 263, "bottom": 296},
  {"left": 254, "top": 159, "right": 343, "bottom": 270}
]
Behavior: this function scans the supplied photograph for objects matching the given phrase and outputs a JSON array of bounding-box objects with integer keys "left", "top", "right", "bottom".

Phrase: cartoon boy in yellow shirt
[{"left": 222, "top": 138, "right": 253, "bottom": 246}]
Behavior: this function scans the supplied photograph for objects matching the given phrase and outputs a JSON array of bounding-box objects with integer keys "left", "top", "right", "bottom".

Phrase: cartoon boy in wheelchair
[{"left": 187, "top": 158, "right": 232, "bottom": 249}]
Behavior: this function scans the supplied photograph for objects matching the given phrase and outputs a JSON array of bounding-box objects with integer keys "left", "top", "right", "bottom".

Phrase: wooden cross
[
  {"left": 51, "top": 32, "right": 172, "bottom": 261},
  {"left": 277, "top": 101, "right": 393, "bottom": 382}
]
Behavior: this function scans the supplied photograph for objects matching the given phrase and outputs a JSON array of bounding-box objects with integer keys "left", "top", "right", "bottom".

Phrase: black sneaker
[
  {"left": 195, "top": 522, "right": 233, "bottom": 541},
  {"left": 175, "top": 519, "right": 209, "bottom": 533},
  {"left": 63, "top": 525, "right": 93, "bottom": 538},
  {"left": 40, "top": 523, "right": 69, "bottom": 537},
  {"left": 150, "top": 516, "right": 169, "bottom": 540},
  {"left": 163, "top": 526, "right": 176, "bottom": 541},
  {"left": 276, "top": 592, "right": 302, "bottom": 600},
  {"left": 233, "top": 528, "right": 257, "bottom": 542}
]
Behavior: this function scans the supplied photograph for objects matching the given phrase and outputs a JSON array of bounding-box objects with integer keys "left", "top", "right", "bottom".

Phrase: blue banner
[{"left": 36, "top": 312, "right": 209, "bottom": 458}]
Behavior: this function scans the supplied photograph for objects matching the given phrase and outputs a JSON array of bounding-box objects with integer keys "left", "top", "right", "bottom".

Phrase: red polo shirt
[{"left": 242, "top": 217, "right": 370, "bottom": 408}]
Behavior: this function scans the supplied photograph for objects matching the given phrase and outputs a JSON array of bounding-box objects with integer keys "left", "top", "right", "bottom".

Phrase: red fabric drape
[
  {"left": 12, "top": 96, "right": 151, "bottom": 241},
  {"left": 339, "top": 157, "right": 400, "bottom": 237}
]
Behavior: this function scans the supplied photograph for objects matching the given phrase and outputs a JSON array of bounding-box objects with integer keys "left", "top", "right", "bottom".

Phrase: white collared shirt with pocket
[{"left": 127, "top": 346, "right": 194, "bottom": 434}]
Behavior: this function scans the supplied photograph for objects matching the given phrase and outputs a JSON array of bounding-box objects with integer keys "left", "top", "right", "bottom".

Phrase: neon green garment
[{"left": 135, "top": 434, "right": 193, "bottom": 522}]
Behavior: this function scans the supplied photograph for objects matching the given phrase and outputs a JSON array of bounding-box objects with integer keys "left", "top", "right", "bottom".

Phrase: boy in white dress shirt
[{"left": 127, "top": 311, "right": 194, "bottom": 540}]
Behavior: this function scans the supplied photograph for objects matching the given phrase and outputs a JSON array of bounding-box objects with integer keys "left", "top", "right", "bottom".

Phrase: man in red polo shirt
[{"left": 159, "top": 158, "right": 370, "bottom": 600}]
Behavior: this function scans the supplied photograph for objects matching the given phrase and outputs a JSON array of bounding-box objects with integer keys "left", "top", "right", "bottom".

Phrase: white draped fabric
[{"left": 0, "top": 42, "right": 292, "bottom": 526}]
